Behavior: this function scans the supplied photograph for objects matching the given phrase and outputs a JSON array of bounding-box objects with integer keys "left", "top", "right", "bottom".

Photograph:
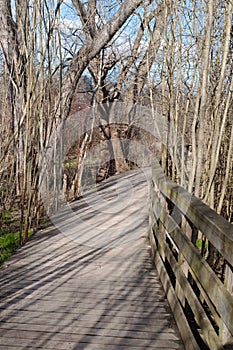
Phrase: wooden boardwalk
[{"left": 0, "top": 170, "right": 184, "bottom": 350}]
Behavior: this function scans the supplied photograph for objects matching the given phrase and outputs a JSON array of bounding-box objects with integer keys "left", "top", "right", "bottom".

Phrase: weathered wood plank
[
  {"left": 0, "top": 337, "right": 183, "bottom": 350},
  {"left": 0, "top": 325, "right": 180, "bottom": 341},
  {"left": 0, "top": 318, "right": 176, "bottom": 333}
]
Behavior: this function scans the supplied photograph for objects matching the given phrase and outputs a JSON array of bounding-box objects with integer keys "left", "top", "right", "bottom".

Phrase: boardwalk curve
[{"left": 0, "top": 169, "right": 184, "bottom": 350}]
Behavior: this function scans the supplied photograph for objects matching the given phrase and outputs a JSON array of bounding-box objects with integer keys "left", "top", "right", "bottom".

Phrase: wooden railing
[{"left": 148, "top": 162, "right": 233, "bottom": 350}]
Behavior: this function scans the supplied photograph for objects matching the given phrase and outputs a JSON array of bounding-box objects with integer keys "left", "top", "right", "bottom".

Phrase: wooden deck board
[{"left": 0, "top": 169, "right": 184, "bottom": 350}]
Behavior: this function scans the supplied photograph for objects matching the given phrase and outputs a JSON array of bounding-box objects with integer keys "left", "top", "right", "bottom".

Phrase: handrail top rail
[{"left": 152, "top": 161, "right": 233, "bottom": 267}]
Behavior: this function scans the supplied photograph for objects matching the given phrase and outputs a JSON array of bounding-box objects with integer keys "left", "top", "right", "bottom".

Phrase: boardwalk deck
[{"left": 0, "top": 169, "right": 184, "bottom": 350}]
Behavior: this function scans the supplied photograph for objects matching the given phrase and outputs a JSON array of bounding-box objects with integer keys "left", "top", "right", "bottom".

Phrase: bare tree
[{"left": 0, "top": 0, "right": 146, "bottom": 238}]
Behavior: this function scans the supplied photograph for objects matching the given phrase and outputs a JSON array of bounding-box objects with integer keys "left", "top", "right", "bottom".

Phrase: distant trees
[
  {"left": 0, "top": 0, "right": 232, "bottom": 242},
  {"left": 0, "top": 0, "right": 145, "bottom": 240}
]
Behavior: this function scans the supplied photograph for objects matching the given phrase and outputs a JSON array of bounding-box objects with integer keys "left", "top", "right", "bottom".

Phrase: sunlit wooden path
[{"left": 0, "top": 169, "right": 184, "bottom": 350}]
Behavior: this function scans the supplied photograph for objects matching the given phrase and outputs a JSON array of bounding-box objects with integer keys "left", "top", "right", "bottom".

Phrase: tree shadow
[{"left": 0, "top": 169, "right": 184, "bottom": 349}]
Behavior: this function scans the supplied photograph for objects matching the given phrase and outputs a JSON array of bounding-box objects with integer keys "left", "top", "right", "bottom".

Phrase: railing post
[
  {"left": 148, "top": 180, "right": 156, "bottom": 256},
  {"left": 175, "top": 218, "right": 193, "bottom": 308},
  {"left": 220, "top": 263, "right": 233, "bottom": 344}
]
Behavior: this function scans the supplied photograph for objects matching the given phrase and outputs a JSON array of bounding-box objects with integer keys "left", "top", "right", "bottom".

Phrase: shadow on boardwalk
[{"left": 0, "top": 169, "right": 184, "bottom": 350}]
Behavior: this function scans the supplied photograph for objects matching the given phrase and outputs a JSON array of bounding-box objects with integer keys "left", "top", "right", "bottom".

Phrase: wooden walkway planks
[{"left": 0, "top": 170, "right": 184, "bottom": 350}]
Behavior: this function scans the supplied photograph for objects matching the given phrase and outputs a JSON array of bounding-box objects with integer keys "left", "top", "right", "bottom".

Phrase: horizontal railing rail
[{"left": 149, "top": 161, "right": 233, "bottom": 350}]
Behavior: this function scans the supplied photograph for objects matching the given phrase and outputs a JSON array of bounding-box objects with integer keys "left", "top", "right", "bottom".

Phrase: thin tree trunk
[{"left": 194, "top": 0, "right": 214, "bottom": 198}]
